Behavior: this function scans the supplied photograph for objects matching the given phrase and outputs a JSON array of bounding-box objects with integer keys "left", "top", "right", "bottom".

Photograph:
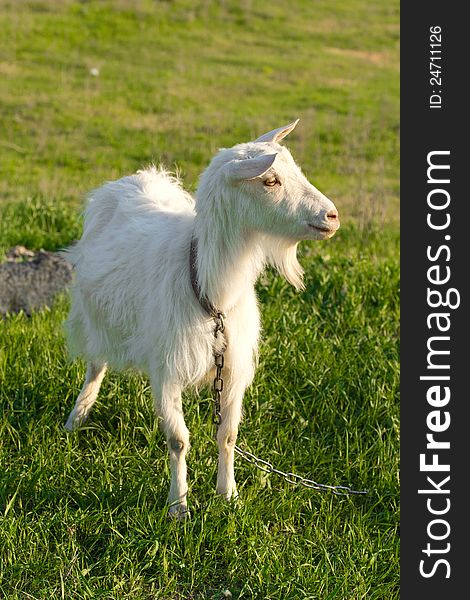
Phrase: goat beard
[{"left": 263, "top": 237, "right": 305, "bottom": 291}]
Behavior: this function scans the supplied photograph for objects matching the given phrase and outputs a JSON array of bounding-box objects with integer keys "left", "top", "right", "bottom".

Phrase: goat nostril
[{"left": 327, "top": 210, "right": 338, "bottom": 221}]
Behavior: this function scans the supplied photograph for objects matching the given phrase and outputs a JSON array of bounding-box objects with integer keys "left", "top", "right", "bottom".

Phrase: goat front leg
[
  {"left": 152, "top": 379, "right": 190, "bottom": 518},
  {"left": 216, "top": 380, "right": 244, "bottom": 500}
]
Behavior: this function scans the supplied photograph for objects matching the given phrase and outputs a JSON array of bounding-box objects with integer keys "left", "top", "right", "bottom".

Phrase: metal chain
[
  {"left": 210, "top": 313, "right": 368, "bottom": 496},
  {"left": 212, "top": 312, "right": 225, "bottom": 427},
  {"left": 233, "top": 445, "right": 368, "bottom": 496}
]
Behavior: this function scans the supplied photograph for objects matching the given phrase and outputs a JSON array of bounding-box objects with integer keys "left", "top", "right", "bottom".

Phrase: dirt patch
[
  {"left": 325, "top": 46, "right": 392, "bottom": 66},
  {"left": 0, "top": 246, "right": 73, "bottom": 316}
]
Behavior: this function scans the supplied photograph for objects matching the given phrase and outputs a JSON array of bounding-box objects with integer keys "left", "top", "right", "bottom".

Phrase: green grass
[
  {"left": 0, "top": 218, "right": 399, "bottom": 599},
  {"left": 0, "top": 1, "right": 399, "bottom": 598},
  {"left": 0, "top": 0, "right": 399, "bottom": 225}
]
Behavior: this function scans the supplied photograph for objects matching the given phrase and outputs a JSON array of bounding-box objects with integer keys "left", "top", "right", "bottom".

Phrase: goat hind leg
[{"left": 65, "top": 362, "right": 107, "bottom": 431}]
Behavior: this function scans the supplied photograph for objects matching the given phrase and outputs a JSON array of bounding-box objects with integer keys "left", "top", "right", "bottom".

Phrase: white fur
[{"left": 63, "top": 121, "right": 339, "bottom": 516}]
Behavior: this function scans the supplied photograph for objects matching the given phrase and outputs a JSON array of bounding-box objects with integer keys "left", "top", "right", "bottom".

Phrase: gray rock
[{"left": 0, "top": 246, "right": 73, "bottom": 316}]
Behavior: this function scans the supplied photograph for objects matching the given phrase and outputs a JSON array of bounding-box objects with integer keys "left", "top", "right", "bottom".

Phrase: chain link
[
  {"left": 210, "top": 312, "right": 367, "bottom": 496},
  {"left": 212, "top": 312, "right": 225, "bottom": 426},
  {"left": 234, "top": 445, "right": 368, "bottom": 496}
]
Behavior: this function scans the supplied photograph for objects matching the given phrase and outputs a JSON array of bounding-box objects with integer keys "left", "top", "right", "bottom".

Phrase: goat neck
[{"left": 192, "top": 209, "right": 265, "bottom": 314}]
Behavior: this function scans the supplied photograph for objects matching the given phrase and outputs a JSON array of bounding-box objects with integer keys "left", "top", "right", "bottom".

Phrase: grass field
[{"left": 0, "top": 1, "right": 399, "bottom": 598}]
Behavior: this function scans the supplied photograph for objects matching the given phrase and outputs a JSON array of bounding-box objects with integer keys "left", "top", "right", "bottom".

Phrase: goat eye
[{"left": 263, "top": 177, "right": 278, "bottom": 187}]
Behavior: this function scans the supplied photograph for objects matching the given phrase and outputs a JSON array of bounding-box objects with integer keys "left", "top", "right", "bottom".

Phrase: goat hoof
[
  {"left": 64, "top": 418, "right": 79, "bottom": 432},
  {"left": 65, "top": 411, "right": 89, "bottom": 432},
  {"left": 168, "top": 504, "right": 190, "bottom": 520},
  {"left": 216, "top": 487, "right": 238, "bottom": 502}
]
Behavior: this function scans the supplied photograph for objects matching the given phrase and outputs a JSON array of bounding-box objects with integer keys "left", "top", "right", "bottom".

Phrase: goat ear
[
  {"left": 254, "top": 119, "right": 300, "bottom": 143},
  {"left": 226, "top": 153, "right": 277, "bottom": 181}
]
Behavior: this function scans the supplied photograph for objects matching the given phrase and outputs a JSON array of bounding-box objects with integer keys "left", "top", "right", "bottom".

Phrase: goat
[{"left": 63, "top": 120, "right": 340, "bottom": 517}]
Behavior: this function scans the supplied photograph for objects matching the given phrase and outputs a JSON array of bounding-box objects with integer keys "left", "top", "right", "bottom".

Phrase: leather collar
[{"left": 189, "top": 237, "right": 221, "bottom": 318}]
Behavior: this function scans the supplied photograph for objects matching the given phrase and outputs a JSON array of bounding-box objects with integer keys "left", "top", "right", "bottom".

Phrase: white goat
[{"left": 64, "top": 120, "right": 339, "bottom": 516}]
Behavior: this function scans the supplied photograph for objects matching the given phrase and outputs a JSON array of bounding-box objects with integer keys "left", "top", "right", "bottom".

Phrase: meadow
[{"left": 0, "top": 1, "right": 399, "bottom": 598}]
